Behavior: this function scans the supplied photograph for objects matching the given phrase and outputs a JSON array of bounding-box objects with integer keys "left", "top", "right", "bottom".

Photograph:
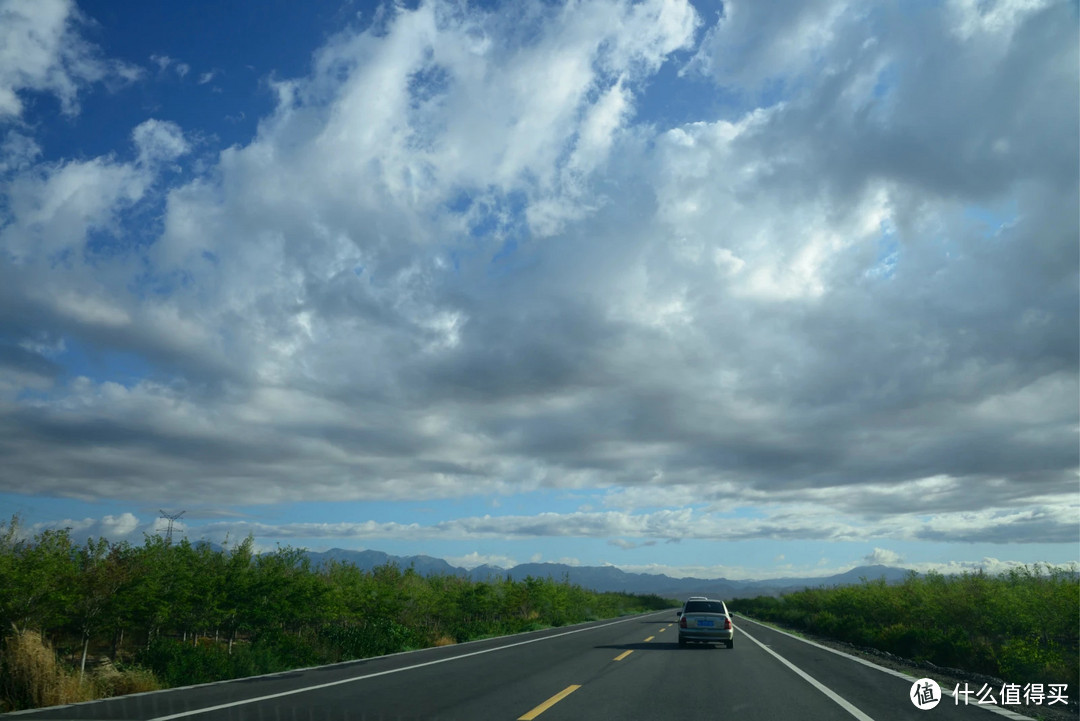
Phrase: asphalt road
[{"left": 4, "top": 611, "right": 1037, "bottom": 720}]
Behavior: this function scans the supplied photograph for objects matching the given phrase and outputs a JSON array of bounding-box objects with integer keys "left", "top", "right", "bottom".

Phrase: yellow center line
[
  {"left": 644, "top": 635, "right": 655, "bottom": 642},
  {"left": 518, "top": 685, "right": 582, "bottom": 720},
  {"left": 666, "top": 623, "right": 673, "bottom": 627},
  {"left": 613, "top": 650, "right": 633, "bottom": 661},
  {"left": 658, "top": 628, "right": 666, "bottom": 632}
]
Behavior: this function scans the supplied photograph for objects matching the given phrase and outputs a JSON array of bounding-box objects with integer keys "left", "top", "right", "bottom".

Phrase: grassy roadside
[
  {"left": 0, "top": 606, "right": 668, "bottom": 712},
  {"left": 730, "top": 565, "right": 1079, "bottom": 692},
  {"left": 0, "top": 630, "right": 160, "bottom": 711},
  {"left": 0, "top": 526, "right": 675, "bottom": 713}
]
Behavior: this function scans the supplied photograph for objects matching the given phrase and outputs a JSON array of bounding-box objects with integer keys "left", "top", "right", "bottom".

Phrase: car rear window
[{"left": 684, "top": 601, "right": 726, "bottom": 614}]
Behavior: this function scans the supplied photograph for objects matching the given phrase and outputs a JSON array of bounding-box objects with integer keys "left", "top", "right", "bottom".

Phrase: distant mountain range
[{"left": 304, "top": 548, "right": 914, "bottom": 599}]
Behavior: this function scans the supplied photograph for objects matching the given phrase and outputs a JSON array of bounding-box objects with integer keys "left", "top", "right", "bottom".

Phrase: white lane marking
[
  {"left": 739, "top": 625, "right": 875, "bottom": 721},
  {"left": 146, "top": 611, "right": 671, "bottom": 721},
  {"left": 736, "top": 617, "right": 1029, "bottom": 720}
]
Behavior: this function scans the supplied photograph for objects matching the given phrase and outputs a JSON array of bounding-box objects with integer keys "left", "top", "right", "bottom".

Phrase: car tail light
[
  {"left": 679, "top": 617, "right": 687, "bottom": 628},
  {"left": 723, "top": 617, "right": 732, "bottom": 630}
]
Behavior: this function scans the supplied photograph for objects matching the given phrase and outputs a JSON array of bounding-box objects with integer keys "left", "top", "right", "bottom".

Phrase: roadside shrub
[
  {"left": 96, "top": 665, "right": 161, "bottom": 697},
  {"left": 733, "top": 566, "right": 1078, "bottom": 689},
  {"left": 0, "top": 629, "right": 94, "bottom": 711},
  {"left": 139, "top": 638, "right": 235, "bottom": 686},
  {"left": 0, "top": 517, "right": 679, "bottom": 706},
  {"left": 998, "top": 636, "right": 1055, "bottom": 684}
]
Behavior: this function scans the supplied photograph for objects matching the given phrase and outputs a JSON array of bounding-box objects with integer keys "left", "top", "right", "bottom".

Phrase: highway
[{"left": 4, "top": 612, "right": 1033, "bottom": 720}]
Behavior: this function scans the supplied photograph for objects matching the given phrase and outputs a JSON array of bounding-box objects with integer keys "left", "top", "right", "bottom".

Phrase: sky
[{"left": 0, "top": 0, "right": 1077, "bottom": 581}]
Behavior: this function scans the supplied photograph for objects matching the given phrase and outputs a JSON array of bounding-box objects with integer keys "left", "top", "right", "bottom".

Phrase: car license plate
[{"left": 697, "top": 619, "right": 714, "bottom": 627}]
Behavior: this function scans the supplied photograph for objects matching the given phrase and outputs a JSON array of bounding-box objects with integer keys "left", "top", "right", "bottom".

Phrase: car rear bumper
[{"left": 679, "top": 629, "right": 734, "bottom": 643}]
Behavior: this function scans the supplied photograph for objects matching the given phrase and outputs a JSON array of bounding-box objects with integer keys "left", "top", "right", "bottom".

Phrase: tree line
[
  {"left": 0, "top": 516, "right": 672, "bottom": 710},
  {"left": 732, "top": 565, "right": 1078, "bottom": 690}
]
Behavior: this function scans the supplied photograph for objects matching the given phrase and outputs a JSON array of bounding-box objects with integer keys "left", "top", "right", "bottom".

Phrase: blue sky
[{"left": 0, "top": 0, "right": 1077, "bottom": 580}]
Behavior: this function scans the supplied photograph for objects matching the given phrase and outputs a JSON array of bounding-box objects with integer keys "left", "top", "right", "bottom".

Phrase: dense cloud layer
[{"left": 1, "top": 0, "right": 1077, "bottom": 548}]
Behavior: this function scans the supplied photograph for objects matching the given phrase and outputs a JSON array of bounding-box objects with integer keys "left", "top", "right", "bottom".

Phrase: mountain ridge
[{"left": 303, "top": 548, "right": 914, "bottom": 598}]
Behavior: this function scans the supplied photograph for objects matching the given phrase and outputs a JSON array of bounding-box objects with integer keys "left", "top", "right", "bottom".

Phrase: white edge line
[
  {"left": 144, "top": 610, "right": 670, "bottom": 721},
  {"left": 738, "top": 625, "right": 876, "bottom": 721},
  {"left": 736, "top": 615, "right": 1030, "bottom": 720}
]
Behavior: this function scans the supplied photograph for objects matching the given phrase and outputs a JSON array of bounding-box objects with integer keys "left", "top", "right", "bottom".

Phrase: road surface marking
[
  {"left": 518, "top": 685, "right": 581, "bottom": 720},
  {"left": 740, "top": 626, "right": 875, "bottom": 721},
  {"left": 658, "top": 628, "right": 666, "bottom": 632},
  {"left": 735, "top": 617, "right": 1029, "bottom": 720},
  {"left": 666, "top": 623, "right": 673, "bottom": 627},
  {"left": 613, "top": 650, "right": 633, "bottom": 661},
  {"left": 141, "top": 611, "right": 668, "bottom": 721},
  {"left": 644, "top": 635, "right": 654, "bottom": 642}
]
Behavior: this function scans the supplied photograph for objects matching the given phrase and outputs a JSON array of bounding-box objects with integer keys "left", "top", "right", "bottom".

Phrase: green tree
[
  {"left": 70, "top": 537, "right": 132, "bottom": 681},
  {"left": 5, "top": 526, "right": 78, "bottom": 637}
]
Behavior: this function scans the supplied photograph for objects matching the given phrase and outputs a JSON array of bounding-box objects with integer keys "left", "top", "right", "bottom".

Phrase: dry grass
[
  {"left": 432, "top": 635, "right": 457, "bottom": 647},
  {"left": 0, "top": 630, "right": 162, "bottom": 712},
  {"left": 0, "top": 630, "right": 94, "bottom": 711},
  {"left": 98, "top": 666, "right": 161, "bottom": 697}
]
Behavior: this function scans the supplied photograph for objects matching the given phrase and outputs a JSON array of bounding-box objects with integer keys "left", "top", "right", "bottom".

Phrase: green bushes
[
  {"left": 140, "top": 631, "right": 330, "bottom": 687},
  {"left": 733, "top": 566, "right": 1078, "bottom": 689},
  {"left": 0, "top": 516, "right": 672, "bottom": 710},
  {"left": 140, "top": 637, "right": 235, "bottom": 687}
]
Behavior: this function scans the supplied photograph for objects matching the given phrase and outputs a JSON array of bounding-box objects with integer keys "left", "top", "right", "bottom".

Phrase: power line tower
[{"left": 158, "top": 509, "right": 186, "bottom": 543}]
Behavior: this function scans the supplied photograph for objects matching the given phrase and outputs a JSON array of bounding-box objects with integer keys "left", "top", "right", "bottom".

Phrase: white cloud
[
  {"left": 445, "top": 551, "right": 517, "bottom": 569},
  {"left": 863, "top": 547, "right": 903, "bottom": 565},
  {"left": 0, "top": 0, "right": 140, "bottom": 118},
  {"left": 1, "top": 155, "right": 149, "bottom": 260},
  {"left": 30, "top": 512, "right": 143, "bottom": 540},
  {"left": 0, "top": 130, "right": 40, "bottom": 172},
  {"left": 552, "top": 557, "right": 581, "bottom": 566},
  {"left": 0, "top": 0, "right": 1075, "bottom": 557},
  {"left": 133, "top": 119, "right": 189, "bottom": 165},
  {"left": 609, "top": 538, "right": 658, "bottom": 550},
  {"left": 947, "top": 0, "right": 1052, "bottom": 41},
  {"left": 15, "top": 509, "right": 1075, "bottom": 580},
  {"left": 683, "top": 0, "right": 853, "bottom": 91},
  {"left": 129, "top": 497, "right": 1077, "bottom": 547},
  {"left": 893, "top": 557, "right": 1079, "bottom": 577}
]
